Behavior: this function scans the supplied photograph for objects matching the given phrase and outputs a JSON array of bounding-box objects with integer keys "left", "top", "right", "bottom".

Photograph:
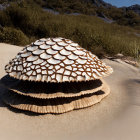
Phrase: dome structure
[
  {"left": 5, "top": 37, "right": 113, "bottom": 82},
  {"left": 2, "top": 37, "right": 113, "bottom": 114}
]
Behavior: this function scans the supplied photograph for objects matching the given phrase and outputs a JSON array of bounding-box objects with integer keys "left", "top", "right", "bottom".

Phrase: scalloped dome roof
[{"left": 5, "top": 37, "right": 113, "bottom": 82}]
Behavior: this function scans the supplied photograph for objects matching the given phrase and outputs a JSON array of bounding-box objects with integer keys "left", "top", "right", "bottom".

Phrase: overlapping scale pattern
[{"left": 5, "top": 37, "right": 113, "bottom": 82}]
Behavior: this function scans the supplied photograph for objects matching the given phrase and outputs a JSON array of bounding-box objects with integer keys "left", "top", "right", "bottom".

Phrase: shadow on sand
[
  {"left": 0, "top": 78, "right": 7, "bottom": 108},
  {"left": 133, "top": 79, "right": 140, "bottom": 84}
]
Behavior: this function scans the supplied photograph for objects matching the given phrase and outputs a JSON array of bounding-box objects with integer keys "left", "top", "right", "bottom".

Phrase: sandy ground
[{"left": 0, "top": 43, "right": 140, "bottom": 140}]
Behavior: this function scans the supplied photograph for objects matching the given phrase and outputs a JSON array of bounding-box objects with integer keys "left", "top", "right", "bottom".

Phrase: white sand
[{"left": 0, "top": 43, "right": 140, "bottom": 140}]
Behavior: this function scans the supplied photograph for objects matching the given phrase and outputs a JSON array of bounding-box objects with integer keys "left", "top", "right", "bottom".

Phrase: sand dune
[{"left": 0, "top": 43, "right": 140, "bottom": 140}]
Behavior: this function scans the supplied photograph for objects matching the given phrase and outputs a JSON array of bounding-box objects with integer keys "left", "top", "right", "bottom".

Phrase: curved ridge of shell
[{"left": 5, "top": 37, "right": 113, "bottom": 82}]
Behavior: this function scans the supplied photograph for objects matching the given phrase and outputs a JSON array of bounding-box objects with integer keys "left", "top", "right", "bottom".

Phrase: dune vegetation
[{"left": 0, "top": 1, "right": 140, "bottom": 58}]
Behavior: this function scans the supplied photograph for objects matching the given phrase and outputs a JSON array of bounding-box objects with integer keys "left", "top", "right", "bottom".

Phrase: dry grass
[{"left": 0, "top": 3, "right": 140, "bottom": 58}]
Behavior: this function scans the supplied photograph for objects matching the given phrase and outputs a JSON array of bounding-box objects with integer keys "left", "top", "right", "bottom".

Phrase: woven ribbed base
[{"left": 3, "top": 80, "right": 110, "bottom": 114}]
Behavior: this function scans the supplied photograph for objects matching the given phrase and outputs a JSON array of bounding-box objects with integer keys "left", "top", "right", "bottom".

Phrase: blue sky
[{"left": 104, "top": 0, "right": 140, "bottom": 7}]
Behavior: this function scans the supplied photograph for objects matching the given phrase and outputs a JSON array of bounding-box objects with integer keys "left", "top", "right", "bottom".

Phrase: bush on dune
[
  {"left": 0, "top": 11, "right": 12, "bottom": 26},
  {"left": 0, "top": 27, "right": 29, "bottom": 45},
  {"left": 0, "top": 2, "right": 140, "bottom": 58}
]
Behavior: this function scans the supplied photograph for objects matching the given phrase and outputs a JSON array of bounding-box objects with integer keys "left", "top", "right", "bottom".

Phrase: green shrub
[
  {"left": 0, "top": 11, "right": 12, "bottom": 26},
  {"left": 0, "top": 2, "right": 140, "bottom": 58},
  {"left": 0, "top": 27, "right": 29, "bottom": 45}
]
